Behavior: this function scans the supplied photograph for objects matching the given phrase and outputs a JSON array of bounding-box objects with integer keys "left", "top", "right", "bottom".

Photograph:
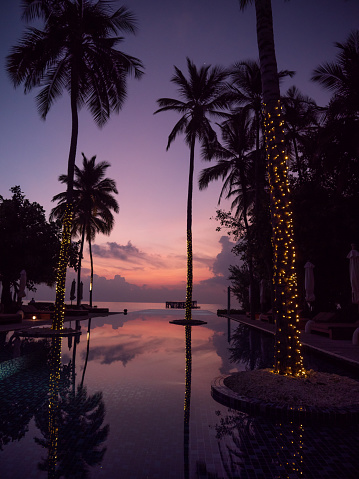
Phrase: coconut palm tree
[
  {"left": 239, "top": 0, "right": 304, "bottom": 375},
  {"left": 155, "top": 58, "right": 229, "bottom": 321},
  {"left": 7, "top": 0, "right": 143, "bottom": 329},
  {"left": 312, "top": 30, "right": 359, "bottom": 119},
  {"left": 199, "top": 110, "right": 258, "bottom": 319},
  {"left": 281, "top": 86, "right": 319, "bottom": 183},
  {"left": 51, "top": 153, "right": 119, "bottom": 307},
  {"left": 228, "top": 60, "right": 294, "bottom": 209}
]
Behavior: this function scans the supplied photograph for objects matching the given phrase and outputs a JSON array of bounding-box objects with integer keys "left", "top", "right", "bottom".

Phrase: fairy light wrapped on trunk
[
  {"left": 53, "top": 203, "right": 73, "bottom": 330},
  {"left": 263, "top": 100, "right": 305, "bottom": 377}
]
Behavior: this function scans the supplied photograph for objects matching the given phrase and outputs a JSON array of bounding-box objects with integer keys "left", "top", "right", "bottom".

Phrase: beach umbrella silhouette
[
  {"left": 70, "top": 280, "right": 76, "bottom": 305},
  {"left": 17, "top": 269, "right": 27, "bottom": 301},
  {"left": 304, "top": 261, "right": 315, "bottom": 304},
  {"left": 347, "top": 246, "right": 359, "bottom": 304}
]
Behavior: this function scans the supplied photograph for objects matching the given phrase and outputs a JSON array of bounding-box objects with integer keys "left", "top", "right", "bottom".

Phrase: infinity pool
[{"left": 1, "top": 309, "right": 359, "bottom": 478}]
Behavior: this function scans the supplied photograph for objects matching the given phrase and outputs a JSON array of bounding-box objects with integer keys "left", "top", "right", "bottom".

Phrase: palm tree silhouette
[
  {"left": 238, "top": 0, "right": 303, "bottom": 375},
  {"left": 155, "top": 58, "right": 229, "bottom": 321},
  {"left": 51, "top": 153, "right": 119, "bottom": 307},
  {"left": 228, "top": 60, "right": 294, "bottom": 210},
  {"left": 282, "top": 86, "right": 319, "bottom": 184},
  {"left": 199, "top": 110, "right": 258, "bottom": 319},
  {"left": 35, "top": 333, "right": 109, "bottom": 478},
  {"left": 7, "top": 0, "right": 143, "bottom": 329},
  {"left": 312, "top": 30, "right": 359, "bottom": 119}
]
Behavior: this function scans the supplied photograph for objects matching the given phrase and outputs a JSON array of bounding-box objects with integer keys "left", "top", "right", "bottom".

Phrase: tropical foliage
[
  {"left": 0, "top": 187, "right": 60, "bottom": 312},
  {"left": 155, "top": 58, "right": 229, "bottom": 321},
  {"left": 7, "top": 0, "right": 143, "bottom": 328},
  {"left": 51, "top": 154, "right": 119, "bottom": 307},
  {"left": 204, "top": 24, "right": 359, "bottom": 328}
]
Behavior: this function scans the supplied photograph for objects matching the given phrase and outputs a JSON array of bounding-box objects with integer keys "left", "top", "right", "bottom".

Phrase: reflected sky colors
[
  {"left": 1, "top": 308, "right": 359, "bottom": 478},
  {"left": 1, "top": 1, "right": 359, "bottom": 303}
]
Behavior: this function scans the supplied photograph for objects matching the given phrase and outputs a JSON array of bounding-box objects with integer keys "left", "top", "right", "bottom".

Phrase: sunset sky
[{"left": 1, "top": 0, "right": 358, "bottom": 305}]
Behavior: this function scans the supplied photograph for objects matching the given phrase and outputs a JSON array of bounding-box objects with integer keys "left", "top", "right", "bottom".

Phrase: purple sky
[{"left": 1, "top": 0, "right": 358, "bottom": 305}]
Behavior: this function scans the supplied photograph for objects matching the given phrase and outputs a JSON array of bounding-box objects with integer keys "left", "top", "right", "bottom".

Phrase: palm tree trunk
[
  {"left": 53, "top": 81, "right": 79, "bottom": 330},
  {"left": 238, "top": 162, "right": 255, "bottom": 321},
  {"left": 185, "top": 136, "right": 195, "bottom": 321},
  {"left": 183, "top": 323, "right": 192, "bottom": 479},
  {"left": 89, "top": 237, "right": 94, "bottom": 308},
  {"left": 255, "top": 0, "right": 303, "bottom": 375},
  {"left": 292, "top": 136, "right": 303, "bottom": 183},
  {"left": 77, "top": 227, "right": 86, "bottom": 307}
]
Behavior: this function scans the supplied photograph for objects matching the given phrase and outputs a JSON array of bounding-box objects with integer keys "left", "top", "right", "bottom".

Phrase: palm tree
[
  {"left": 154, "top": 58, "right": 229, "bottom": 322},
  {"left": 239, "top": 0, "right": 304, "bottom": 376},
  {"left": 199, "top": 111, "right": 258, "bottom": 319},
  {"left": 312, "top": 30, "right": 359, "bottom": 119},
  {"left": 51, "top": 153, "right": 119, "bottom": 307},
  {"left": 281, "top": 86, "right": 319, "bottom": 183},
  {"left": 7, "top": 0, "right": 143, "bottom": 329},
  {"left": 227, "top": 60, "right": 294, "bottom": 206}
]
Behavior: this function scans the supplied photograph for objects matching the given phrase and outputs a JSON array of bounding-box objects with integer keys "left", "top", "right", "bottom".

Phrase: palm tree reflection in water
[
  {"left": 184, "top": 324, "right": 192, "bottom": 479},
  {"left": 35, "top": 325, "right": 109, "bottom": 478},
  {"left": 213, "top": 412, "right": 304, "bottom": 478}
]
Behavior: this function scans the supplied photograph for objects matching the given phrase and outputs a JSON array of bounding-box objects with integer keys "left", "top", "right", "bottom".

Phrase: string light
[
  {"left": 48, "top": 336, "right": 62, "bottom": 476},
  {"left": 185, "top": 230, "right": 193, "bottom": 322},
  {"left": 53, "top": 203, "right": 73, "bottom": 331},
  {"left": 263, "top": 100, "right": 305, "bottom": 377}
]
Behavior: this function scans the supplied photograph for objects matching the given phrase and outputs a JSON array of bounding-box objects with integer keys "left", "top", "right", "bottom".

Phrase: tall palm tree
[
  {"left": 155, "top": 58, "right": 229, "bottom": 321},
  {"left": 227, "top": 61, "right": 294, "bottom": 206},
  {"left": 199, "top": 110, "right": 257, "bottom": 319},
  {"left": 239, "top": 0, "right": 304, "bottom": 376},
  {"left": 7, "top": 0, "right": 143, "bottom": 329},
  {"left": 51, "top": 153, "right": 119, "bottom": 307}
]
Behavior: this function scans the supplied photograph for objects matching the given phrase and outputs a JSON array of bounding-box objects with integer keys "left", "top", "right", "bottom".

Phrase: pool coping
[{"left": 211, "top": 374, "right": 359, "bottom": 424}]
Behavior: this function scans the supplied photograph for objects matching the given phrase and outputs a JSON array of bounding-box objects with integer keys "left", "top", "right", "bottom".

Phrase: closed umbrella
[
  {"left": 304, "top": 261, "right": 315, "bottom": 303},
  {"left": 70, "top": 279, "right": 76, "bottom": 305},
  {"left": 17, "top": 269, "right": 26, "bottom": 302},
  {"left": 347, "top": 246, "right": 359, "bottom": 304}
]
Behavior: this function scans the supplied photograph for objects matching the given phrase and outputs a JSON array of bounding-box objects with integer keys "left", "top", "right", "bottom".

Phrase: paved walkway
[{"left": 222, "top": 313, "right": 359, "bottom": 369}]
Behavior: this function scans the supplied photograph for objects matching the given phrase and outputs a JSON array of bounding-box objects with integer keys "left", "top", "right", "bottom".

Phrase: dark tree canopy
[{"left": 0, "top": 186, "right": 61, "bottom": 311}]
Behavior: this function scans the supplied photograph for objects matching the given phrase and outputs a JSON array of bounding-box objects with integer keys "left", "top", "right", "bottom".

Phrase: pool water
[{"left": 1, "top": 309, "right": 359, "bottom": 478}]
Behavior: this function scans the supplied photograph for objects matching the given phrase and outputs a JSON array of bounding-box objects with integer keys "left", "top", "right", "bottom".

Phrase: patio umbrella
[
  {"left": 347, "top": 246, "right": 359, "bottom": 304},
  {"left": 17, "top": 269, "right": 26, "bottom": 301},
  {"left": 304, "top": 261, "right": 315, "bottom": 303}
]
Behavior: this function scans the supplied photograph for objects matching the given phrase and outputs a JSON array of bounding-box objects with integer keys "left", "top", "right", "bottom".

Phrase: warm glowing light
[
  {"left": 53, "top": 203, "right": 73, "bottom": 331},
  {"left": 263, "top": 100, "right": 305, "bottom": 377}
]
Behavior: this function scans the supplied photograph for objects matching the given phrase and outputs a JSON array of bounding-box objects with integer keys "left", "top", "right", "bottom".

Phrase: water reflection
[
  {"left": 34, "top": 325, "right": 109, "bottom": 478},
  {"left": 0, "top": 336, "right": 49, "bottom": 450},
  {"left": 211, "top": 408, "right": 359, "bottom": 478},
  {"left": 184, "top": 324, "right": 192, "bottom": 479},
  {"left": 229, "top": 323, "right": 274, "bottom": 370}
]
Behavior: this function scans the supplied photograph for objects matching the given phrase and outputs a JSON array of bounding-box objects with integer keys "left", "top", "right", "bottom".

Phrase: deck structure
[{"left": 165, "top": 301, "right": 200, "bottom": 309}]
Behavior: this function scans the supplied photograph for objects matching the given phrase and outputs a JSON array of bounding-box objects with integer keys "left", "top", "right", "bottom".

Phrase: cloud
[
  {"left": 211, "top": 236, "right": 237, "bottom": 277},
  {"left": 92, "top": 241, "right": 165, "bottom": 268},
  {"left": 32, "top": 236, "right": 241, "bottom": 305},
  {"left": 87, "top": 337, "right": 165, "bottom": 366}
]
